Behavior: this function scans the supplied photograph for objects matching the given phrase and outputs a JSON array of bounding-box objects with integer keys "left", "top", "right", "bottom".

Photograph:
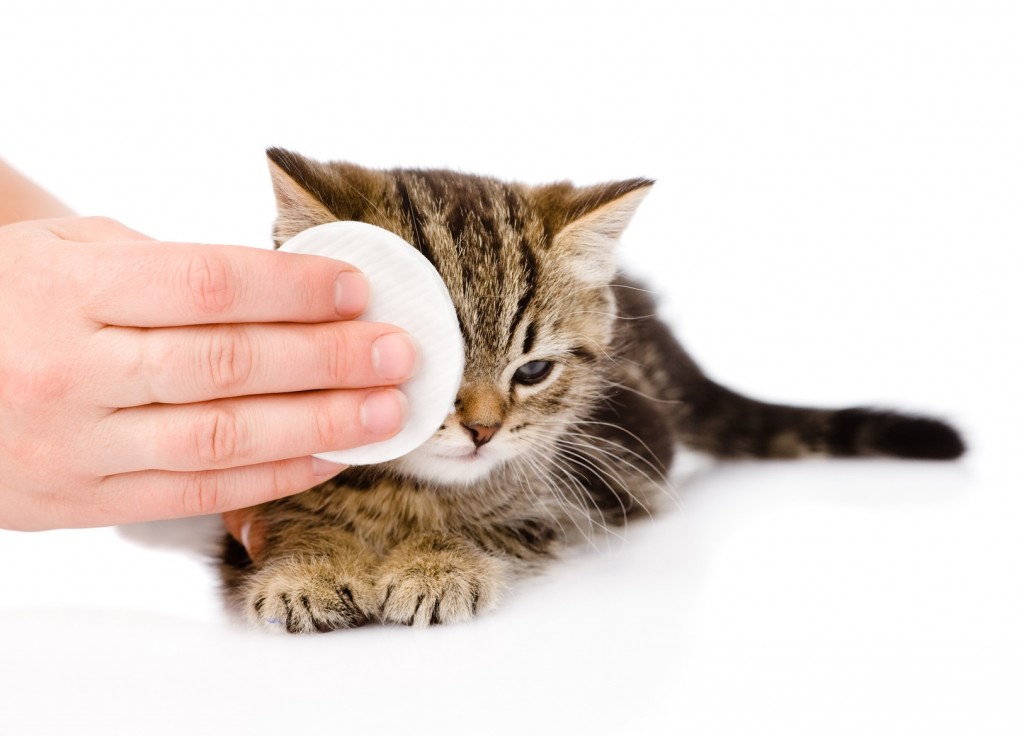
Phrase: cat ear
[
  {"left": 267, "top": 148, "right": 390, "bottom": 245},
  {"left": 266, "top": 148, "right": 341, "bottom": 244},
  {"left": 534, "top": 178, "right": 654, "bottom": 285}
]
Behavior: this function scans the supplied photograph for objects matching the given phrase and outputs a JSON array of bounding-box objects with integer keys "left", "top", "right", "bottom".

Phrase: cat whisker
[
  {"left": 525, "top": 419, "right": 677, "bottom": 513},
  {"left": 538, "top": 459, "right": 625, "bottom": 549},
  {"left": 609, "top": 282, "right": 658, "bottom": 295},
  {"left": 563, "top": 428, "right": 669, "bottom": 482},
  {"left": 562, "top": 309, "right": 658, "bottom": 322},
  {"left": 549, "top": 434, "right": 653, "bottom": 519},
  {"left": 546, "top": 447, "right": 635, "bottom": 536},
  {"left": 546, "top": 460, "right": 625, "bottom": 549},
  {"left": 555, "top": 437, "right": 664, "bottom": 518},
  {"left": 564, "top": 419, "right": 670, "bottom": 476},
  {"left": 512, "top": 437, "right": 627, "bottom": 548},
  {"left": 505, "top": 457, "right": 572, "bottom": 543},
  {"left": 596, "top": 377, "right": 688, "bottom": 407},
  {"left": 515, "top": 452, "right": 604, "bottom": 552},
  {"left": 517, "top": 427, "right": 642, "bottom": 537}
]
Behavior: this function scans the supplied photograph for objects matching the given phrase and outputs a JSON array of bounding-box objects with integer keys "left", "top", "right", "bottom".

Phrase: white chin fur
[{"left": 393, "top": 445, "right": 505, "bottom": 486}]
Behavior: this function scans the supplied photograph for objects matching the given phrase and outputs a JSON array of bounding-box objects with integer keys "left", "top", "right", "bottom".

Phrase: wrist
[{"left": 0, "top": 160, "right": 75, "bottom": 226}]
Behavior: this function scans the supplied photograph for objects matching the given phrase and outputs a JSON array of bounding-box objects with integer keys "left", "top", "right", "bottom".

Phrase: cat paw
[
  {"left": 241, "top": 558, "right": 375, "bottom": 634},
  {"left": 376, "top": 536, "right": 506, "bottom": 627}
]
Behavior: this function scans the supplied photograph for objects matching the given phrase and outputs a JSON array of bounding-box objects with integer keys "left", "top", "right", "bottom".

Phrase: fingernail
[
  {"left": 359, "top": 389, "right": 408, "bottom": 436},
  {"left": 371, "top": 332, "right": 419, "bottom": 383},
  {"left": 312, "top": 456, "right": 346, "bottom": 478},
  {"left": 334, "top": 271, "right": 370, "bottom": 317}
]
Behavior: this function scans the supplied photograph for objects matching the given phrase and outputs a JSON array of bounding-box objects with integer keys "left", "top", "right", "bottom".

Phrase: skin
[{"left": 0, "top": 160, "right": 415, "bottom": 538}]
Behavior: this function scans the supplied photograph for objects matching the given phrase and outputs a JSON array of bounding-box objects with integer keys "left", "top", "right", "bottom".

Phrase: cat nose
[{"left": 461, "top": 422, "right": 500, "bottom": 448}]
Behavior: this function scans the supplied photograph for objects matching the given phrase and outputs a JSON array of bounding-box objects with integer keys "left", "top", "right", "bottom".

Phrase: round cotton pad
[{"left": 279, "top": 221, "right": 464, "bottom": 465}]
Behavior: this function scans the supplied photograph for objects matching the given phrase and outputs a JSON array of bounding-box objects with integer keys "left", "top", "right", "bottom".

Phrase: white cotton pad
[{"left": 279, "top": 221, "right": 464, "bottom": 465}]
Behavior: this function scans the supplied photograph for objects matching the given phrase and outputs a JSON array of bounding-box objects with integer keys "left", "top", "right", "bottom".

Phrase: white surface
[
  {"left": 279, "top": 221, "right": 464, "bottom": 464},
  {"left": 1, "top": 2, "right": 1022, "bottom": 735}
]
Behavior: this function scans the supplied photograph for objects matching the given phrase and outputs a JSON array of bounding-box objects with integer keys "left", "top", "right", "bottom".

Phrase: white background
[{"left": 1, "top": 2, "right": 1021, "bottom": 734}]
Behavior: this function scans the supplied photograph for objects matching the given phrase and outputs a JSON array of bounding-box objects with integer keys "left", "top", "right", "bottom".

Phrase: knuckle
[
  {"left": 204, "top": 328, "right": 255, "bottom": 392},
  {"left": 137, "top": 329, "right": 173, "bottom": 401},
  {"left": 190, "top": 406, "right": 246, "bottom": 466},
  {"left": 79, "top": 215, "right": 122, "bottom": 231},
  {"left": 267, "top": 461, "right": 296, "bottom": 500},
  {"left": 4, "top": 435, "right": 50, "bottom": 471},
  {"left": 180, "top": 471, "right": 223, "bottom": 516},
  {"left": 1, "top": 360, "right": 72, "bottom": 410},
  {"left": 311, "top": 399, "right": 344, "bottom": 449},
  {"left": 298, "top": 264, "right": 325, "bottom": 315},
  {"left": 183, "top": 252, "right": 238, "bottom": 316},
  {"left": 321, "top": 328, "right": 356, "bottom": 385}
]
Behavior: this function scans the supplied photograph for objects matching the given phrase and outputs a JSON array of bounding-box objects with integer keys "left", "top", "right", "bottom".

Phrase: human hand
[{"left": 0, "top": 217, "right": 417, "bottom": 530}]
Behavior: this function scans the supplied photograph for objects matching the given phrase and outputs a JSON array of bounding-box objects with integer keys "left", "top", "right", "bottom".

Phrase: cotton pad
[{"left": 279, "top": 221, "right": 464, "bottom": 465}]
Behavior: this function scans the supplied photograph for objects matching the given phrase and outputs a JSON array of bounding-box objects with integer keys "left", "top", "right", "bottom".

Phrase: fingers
[
  {"left": 33, "top": 216, "right": 370, "bottom": 328},
  {"left": 90, "top": 456, "right": 347, "bottom": 527},
  {"left": 76, "top": 240, "right": 370, "bottom": 327},
  {"left": 92, "top": 321, "right": 418, "bottom": 407},
  {"left": 94, "top": 388, "right": 408, "bottom": 474}
]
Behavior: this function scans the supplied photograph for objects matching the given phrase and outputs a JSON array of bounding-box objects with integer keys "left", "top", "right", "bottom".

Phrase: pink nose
[{"left": 462, "top": 422, "right": 500, "bottom": 447}]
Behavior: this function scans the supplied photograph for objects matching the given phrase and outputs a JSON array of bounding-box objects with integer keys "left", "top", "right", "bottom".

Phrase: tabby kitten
[{"left": 221, "top": 148, "right": 965, "bottom": 632}]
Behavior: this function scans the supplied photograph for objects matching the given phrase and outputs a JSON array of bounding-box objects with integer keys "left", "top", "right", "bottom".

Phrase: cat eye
[{"left": 513, "top": 360, "right": 555, "bottom": 386}]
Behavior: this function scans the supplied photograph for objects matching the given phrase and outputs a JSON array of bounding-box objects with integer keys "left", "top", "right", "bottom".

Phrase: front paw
[
  {"left": 241, "top": 558, "right": 375, "bottom": 634},
  {"left": 376, "top": 536, "right": 506, "bottom": 627}
]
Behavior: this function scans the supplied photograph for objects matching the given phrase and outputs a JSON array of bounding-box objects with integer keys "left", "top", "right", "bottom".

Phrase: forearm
[{"left": 0, "top": 159, "right": 75, "bottom": 225}]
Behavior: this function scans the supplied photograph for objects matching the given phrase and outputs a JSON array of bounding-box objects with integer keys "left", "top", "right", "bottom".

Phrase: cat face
[
  {"left": 267, "top": 149, "right": 651, "bottom": 487},
  {"left": 394, "top": 250, "right": 616, "bottom": 486}
]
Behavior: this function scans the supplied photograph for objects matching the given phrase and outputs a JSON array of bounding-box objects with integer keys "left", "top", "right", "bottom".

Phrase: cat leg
[
  {"left": 235, "top": 529, "right": 379, "bottom": 634},
  {"left": 376, "top": 533, "right": 509, "bottom": 627}
]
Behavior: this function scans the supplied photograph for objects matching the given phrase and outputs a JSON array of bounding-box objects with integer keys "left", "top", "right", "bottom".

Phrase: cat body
[{"left": 222, "top": 149, "right": 964, "bottom": 632}]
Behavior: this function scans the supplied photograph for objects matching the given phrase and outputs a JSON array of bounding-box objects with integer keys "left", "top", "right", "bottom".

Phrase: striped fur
[{"left": 222, "top": 149, "right": 965, "bottom": 633}]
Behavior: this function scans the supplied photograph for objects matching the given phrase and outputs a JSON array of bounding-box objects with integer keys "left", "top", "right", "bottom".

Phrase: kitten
[{"left": 221, "top": 148, "right": 965, "bottom": 632}]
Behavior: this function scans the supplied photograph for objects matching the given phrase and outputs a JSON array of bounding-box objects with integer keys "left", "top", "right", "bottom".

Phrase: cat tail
[
  {"left": 676, "top": 381, "right": 966, "bottom": 461},
  {"left": 609, "top": 277, "right": 965, "bottom": 461}
]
